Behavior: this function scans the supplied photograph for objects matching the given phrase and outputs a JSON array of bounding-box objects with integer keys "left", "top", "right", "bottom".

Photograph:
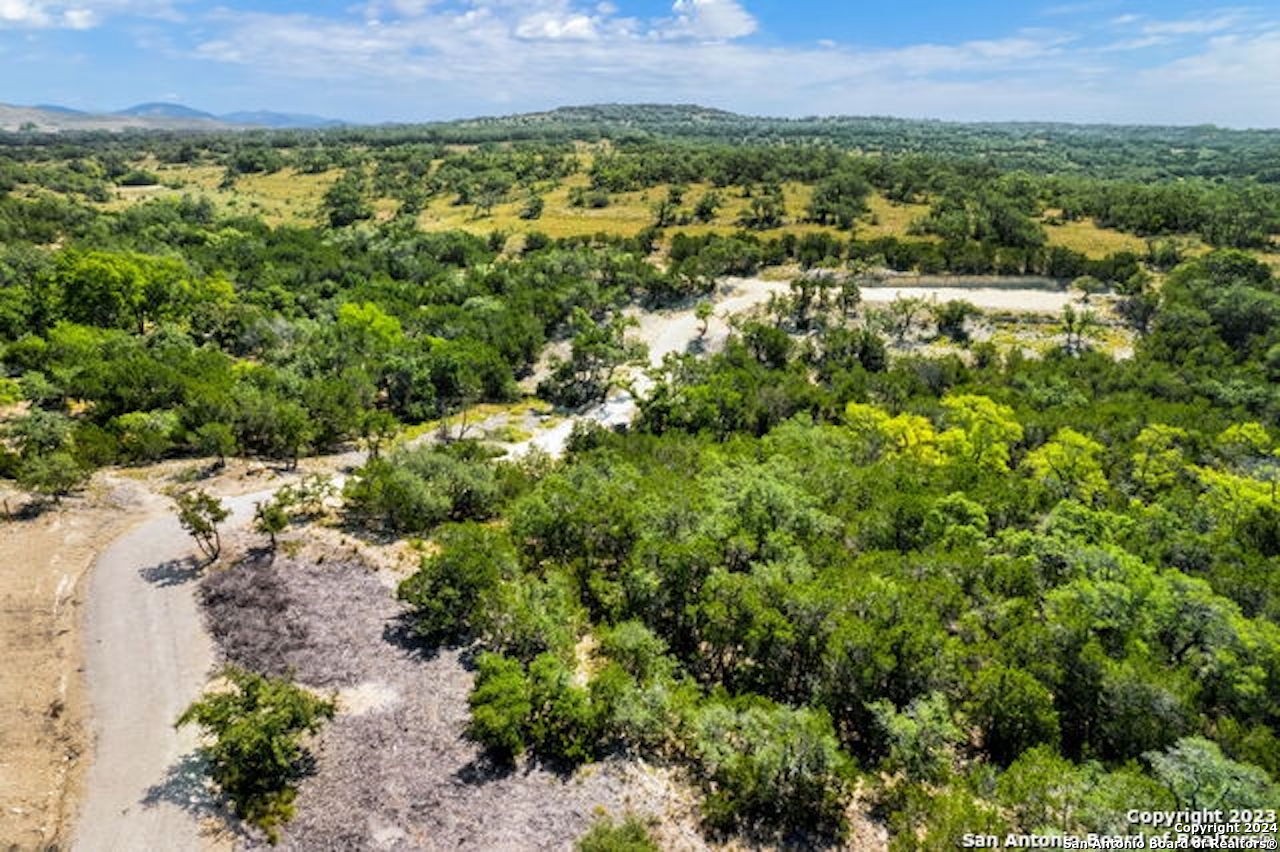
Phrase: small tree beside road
[{"left": 174, "top": 489, "right": 230, "bottom": 563}]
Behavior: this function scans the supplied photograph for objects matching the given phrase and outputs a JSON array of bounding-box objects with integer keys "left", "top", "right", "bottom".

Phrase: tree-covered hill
[
  {"left": 6, "top": 102, "right": 1280, "bottom": 180},
  {"left": 428, "top": 103, "right": 1280, "bottom": 180}
]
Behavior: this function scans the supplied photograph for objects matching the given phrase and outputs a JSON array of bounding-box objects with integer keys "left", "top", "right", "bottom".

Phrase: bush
[
  {"left": 16, "top": 450, "right": 87, "bottom": 501},
  {"left": 399, "top": 444, "right": 500, "bottom": 521},
  {"left": 526, "top": 652, "right": 601, "bottom": 765},
  {"left": 575, "top": 813, "right": 659, "bottom": 852},
  {"left": 933, "top": 300, "right": 980, "bottom": 343},
  {"left": 691, "top": 699, "right": 854, "bottom": 837},
  {"left": 868, "top": 692, "right": 963, "bottom": 782},
  {"left": 194, "top": 421, "right": 237, "bottom": 466},
  {"left": 341, "top": 458, "right": 450, "bottom": 533},
  {"left": 343, "top": 446, "right": 501, "bottom": 534},
  {"left": 1146, "top": 737, "right": 1280, "bottom": 810},
  {"left": 885, "top": 780, "right": 1009, "bottom": 852},
  {"left": 475, "top": 569, "right": 586, "bottom": 662},
  {"left": 467, "top": 653, "right": 533, "bottom": 762},
  {"left": 117, "top": 169, "right": 159, "bottom": 186},
  {"left": 397, "top": 523, "right": 515, "bottom": 640},
  {"left": 591, "top": 662, "right": 698, "bottom": 755},
  {"left": 467, "top": 651, "right": 603, "bottom": 767},
  {"left": 598, "top": 620, "right": 672, "bottom": 683},
  {"left": 967, "top": 665, "right": 1060, "bottom": 765},
  {"left": 519, "top": 193, "right": 545, "bottom": 220},
  {"left": 112, "top": 409, "right": 180, "bottom": 461},
  {"left": 177, "top": 667, "right": 334, "bottom": 843}
]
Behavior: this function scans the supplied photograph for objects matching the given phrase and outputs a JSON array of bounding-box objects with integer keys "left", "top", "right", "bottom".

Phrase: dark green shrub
[
  {"left": 397, "top": 523, "right": 515, "bottom": 640},
  {"left": 691, "top": 699, "right": 854, "bottom": 837},
  {"left": 467, "top": 653, "right": 532, "bottom": 762},
  {"left": 177, "top": 667, "right": 334, "bottom": 843}
]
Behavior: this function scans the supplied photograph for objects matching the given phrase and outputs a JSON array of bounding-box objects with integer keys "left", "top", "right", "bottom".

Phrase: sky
[{"left": 0, "top": 0, "right": 1278, "bottom": 127}]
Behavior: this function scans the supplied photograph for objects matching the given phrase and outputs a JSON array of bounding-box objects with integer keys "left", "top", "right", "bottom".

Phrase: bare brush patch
[
  {"left": 198, "top": 554, "right": 309, "bottom": 680},
  {"left": 199, "top": 537, "right": 700, "bottom": 850}
]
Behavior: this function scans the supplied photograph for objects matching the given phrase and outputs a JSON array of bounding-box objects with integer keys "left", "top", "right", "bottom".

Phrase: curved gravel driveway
[{"left": 72, "top": 489, "right": 273, "bottom": 852}]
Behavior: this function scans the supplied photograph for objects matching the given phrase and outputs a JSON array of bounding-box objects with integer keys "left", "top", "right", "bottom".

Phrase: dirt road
[
  {"left": 859, "top": 283, "right": 1080, "bottom": 312},
  {"left": 72, "top": 489, "right": 272, "bottom": 852}
]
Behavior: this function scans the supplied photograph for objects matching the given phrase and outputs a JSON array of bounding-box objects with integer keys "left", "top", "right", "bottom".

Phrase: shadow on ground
[
  {"left": 380, "top": 613, "right": 454, "bottom": 664},
  {"left": 142, "top": 750, "right": 223, "bottom": 819},
  {"left": 139, "top": 557, "right": 202, "bottom": 587},
  {"left": 451, "top": 753, "right": 519, "bottom": 787}
]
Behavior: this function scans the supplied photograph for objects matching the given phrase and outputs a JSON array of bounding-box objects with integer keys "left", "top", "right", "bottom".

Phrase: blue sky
[{"left": 1, "top": 0, "right": 1278, "bottom": 126}]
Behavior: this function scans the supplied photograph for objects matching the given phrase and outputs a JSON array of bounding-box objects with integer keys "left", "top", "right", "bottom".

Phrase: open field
[
  {"left": 1042, "top": 216, "right": 1149, "bottom": 256},
  {"left": 93, "top": 162, "right": 1233, "bottom": 261},
  {"left": 137, "top": 164, "right": 340, "bottom": 225}
]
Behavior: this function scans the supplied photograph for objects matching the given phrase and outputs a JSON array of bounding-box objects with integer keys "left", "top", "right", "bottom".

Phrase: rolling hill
[{"left": 0, "top": 102, "right": 344, "bottom": 132}]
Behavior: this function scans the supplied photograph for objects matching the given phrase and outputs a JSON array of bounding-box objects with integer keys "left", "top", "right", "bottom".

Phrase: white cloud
[
  {"left": 1097, "top": 34, "right": 1168, "bottom": 52},
  {"left": 189, "top": 11, "right": 1084, "bottom": 117},
  {"left": 1093, "top": 9, "right": 1259, "bottom": 54},
  {"left": 515, "top": 11, "right": 597, "bottom": 40},
  {"left": 1141, "top": 13, "right": 1244, "bottom": 36},
  {"left": 390, "top": 0, "right": 437, "bottom": 14},
  {"left": 0, "top": 0, "right": 53, "bottom": 27},
  {"left": 163, "top": 1, "right": 1280, "bottom": 127},
  {"left": 1146, "top": 28, "right": 1280, "bottom": 85},
  {"left": 63, "top": 7, "right": 94, "bottom": 28},
  {"left": 663, "top": 0, "right": 756, "bottom": 41},
  {"left": 0, "top": 0, "right": 177, "bottom": 29},
  {"left": 1102, "top": 9, "right": 1253, "bottom": 38}
]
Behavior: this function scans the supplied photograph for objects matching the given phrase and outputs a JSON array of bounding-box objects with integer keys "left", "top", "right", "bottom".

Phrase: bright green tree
[{"left": 1024, "top": 428, "right": 1108, "bottom": 502}]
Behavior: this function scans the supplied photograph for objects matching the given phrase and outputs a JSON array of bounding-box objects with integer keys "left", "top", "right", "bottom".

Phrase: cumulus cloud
[
  {"left": 663, "top": 0, "right": 756, "bottom": 40},
  {"left": 0, "top": 0, "right": 65, "bottom": 27}
]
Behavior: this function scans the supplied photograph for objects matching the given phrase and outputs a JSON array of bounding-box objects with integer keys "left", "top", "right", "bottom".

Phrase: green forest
[{"left": 3, "top": 109, "right": 1279, "bottom": 847}]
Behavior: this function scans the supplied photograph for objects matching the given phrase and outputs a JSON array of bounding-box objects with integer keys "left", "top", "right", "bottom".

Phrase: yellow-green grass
[
  {"left": 484, "top": 423, "right": 534, "bottom": 444},
  {"left": 88, "top": 161, "right": 1249, "bottom": 265},
  {"left": 862, "top": 194, "right": 934, "bottom": 240},
  {"left": 392, "top": 398, "right": 553, "bottom": 447},
  {"left": 1043, "top": 217, "right": 1148, "bottom": 256},
  {"left": 99, "top": 163, "right": 341, "bottom": 226},
  {"left": 415, "top": 183, "right": 919, "bottom": 246}
]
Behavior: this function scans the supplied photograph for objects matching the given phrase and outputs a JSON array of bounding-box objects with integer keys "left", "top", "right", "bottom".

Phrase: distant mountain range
[
  {"left": 0, "top": 101, "right": 345, "bottom": 132},
  {"left": 218, "top": 110, "right": 345, "bottom": 129},
  {"left": 113, "top": 102, "right": 219, "bottom": 121}
]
